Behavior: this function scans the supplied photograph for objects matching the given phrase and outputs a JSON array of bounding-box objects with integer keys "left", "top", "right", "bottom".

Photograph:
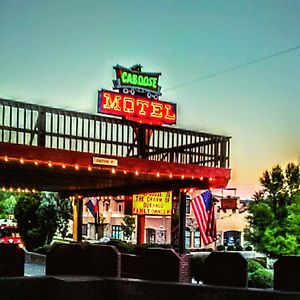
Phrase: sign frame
[
  {"left": 92, "top": 156, "right": 118, "bottom": 167},
  {"left": 98, "top": 90, "right": 177, "bottom": 125},
  {"left": 113, "top": 64, "right": 162, "bottom": 99},
  {"left": 132, "top": 191, "right": 173, "bottom": 216}
]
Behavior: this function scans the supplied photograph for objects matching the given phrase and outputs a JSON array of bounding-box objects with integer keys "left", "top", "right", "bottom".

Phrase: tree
[
  {"left": 245, "top": 163, "right": 300, "bottom": 257},
  {"left": 36, "top": 193, "right": 60, "bottom": 245},
  {"left": 56, "top": 196, "right": 73, "bottom": 238},
  {"left": 14, "top": 192, "right": 73, "bottom": 251},
  {"left": 121, "top": 215, "right": 136, "bottom": 240},
  {"left": 14, "top": 192, "right": 42, "bottom": 251},
  {"left": 97, "top": 213, "right": 108, "bottom": 239},
  {"left": 0, "top": 191, "right": 17, "bottom": 219}
]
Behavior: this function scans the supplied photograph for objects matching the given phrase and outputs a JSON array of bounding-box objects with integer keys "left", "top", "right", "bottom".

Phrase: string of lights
[{"left": 0, "top": 155, "right": 215, "bottom": 184}]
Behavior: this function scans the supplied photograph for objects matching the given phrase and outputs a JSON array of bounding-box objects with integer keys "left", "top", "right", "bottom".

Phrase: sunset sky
[{"left": 1, "top": 0, "right": 299, "bottom": 198}]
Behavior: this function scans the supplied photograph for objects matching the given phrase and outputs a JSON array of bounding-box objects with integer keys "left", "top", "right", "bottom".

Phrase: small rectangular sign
[
  {"left": 114, "top": 64, "right": 161, "bottom": 93},
  {"left": 132, "top": 191, "right": 172, "bottom": 216},
  {"left": 92, "top": 157, "right": 118, "bottom": 167}
]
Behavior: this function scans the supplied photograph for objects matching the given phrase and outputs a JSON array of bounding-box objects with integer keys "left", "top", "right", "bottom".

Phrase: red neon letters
[{"left": 98, "top": 90, "right": 176, "bottom": 125}]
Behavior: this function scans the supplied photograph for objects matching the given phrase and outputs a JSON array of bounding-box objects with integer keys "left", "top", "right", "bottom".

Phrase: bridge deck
[{"left": 0, "top": 98, "right": 231, "bottom": 195}]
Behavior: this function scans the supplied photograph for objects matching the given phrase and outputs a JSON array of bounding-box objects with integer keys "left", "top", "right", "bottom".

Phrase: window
[
  {"left": 194, "top": 228, "right": 201, "bottom": 248},
  {"left": 111, "top": 225, "right": 123, "bottom": 240},
  {"left": 224, "top": 231, "right": 241, "bottom": 246},
  {"left": 186, "top": 195, "right": 191, "bottom": 214},
  {"left": 104, "top": 202, "right": 110, "bottom": 211},
  {"left": 82, "top": 224, "right": 88, "bottom": 236},
  {"left": 118, "top": 204, "right": 122, "bottom": 212},
  {"left": 146, "top": 228, "right": 156, "bottom": 243},
  {"left": 185, "top": 227, "right": 191, "bottom": 248}
]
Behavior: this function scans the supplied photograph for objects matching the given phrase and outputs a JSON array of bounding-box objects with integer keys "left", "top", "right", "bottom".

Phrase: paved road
[{"left": 24, "top": 262, "right": 45, "bottom": 276}]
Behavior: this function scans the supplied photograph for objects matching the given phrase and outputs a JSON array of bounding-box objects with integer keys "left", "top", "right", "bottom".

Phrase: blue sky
[{"left": 1, "top": 0, "right": 299, "bottom": 198}]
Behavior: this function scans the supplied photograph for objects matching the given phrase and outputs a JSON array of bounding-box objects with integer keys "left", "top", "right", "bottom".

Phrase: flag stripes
[
  {"left": 86, "top": 197, "right": 99, "bottom": 218},
  {"left": 191, "top": 191, "right": 216, "bottom": 245}
]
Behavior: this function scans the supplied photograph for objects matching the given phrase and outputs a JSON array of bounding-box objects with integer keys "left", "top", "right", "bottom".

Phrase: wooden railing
[{"left": 0, "top": 98, "right": 230, "bottom": 168}]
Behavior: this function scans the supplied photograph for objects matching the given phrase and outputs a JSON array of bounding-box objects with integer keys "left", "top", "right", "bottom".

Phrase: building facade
[{"left": 81, "top": 193, "right": 251, "bottom": 250}]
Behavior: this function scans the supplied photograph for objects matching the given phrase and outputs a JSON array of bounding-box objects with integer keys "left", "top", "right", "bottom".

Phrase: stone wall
[
  {"left": 0, "top": 276, "right": 299, "bottom": 300},
  {"left": 2, "top": 243, "right": 300, "bottom": 293}
]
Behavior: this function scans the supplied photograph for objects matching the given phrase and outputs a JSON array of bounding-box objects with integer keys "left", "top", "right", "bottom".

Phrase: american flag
[
  {"left": 86, "top": 198, "right": 99, "bottom": 218},
  {"left": 191, "top": 190, "right": 216, "bottom": 245}
]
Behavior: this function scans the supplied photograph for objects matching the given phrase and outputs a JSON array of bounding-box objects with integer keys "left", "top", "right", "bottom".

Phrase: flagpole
[{"left": 95, "top": 198, "right": 99, "bottom": 240}]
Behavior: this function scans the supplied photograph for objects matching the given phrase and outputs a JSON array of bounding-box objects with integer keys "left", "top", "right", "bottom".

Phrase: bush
[
  {"left": 106, "top": 239, "right": 135, "bottom": 254},
  {"left": 245, "top": 245, "right": 253, "bottom": 251},
  {"left": 216, "top": 245, "right": 225, "bottom": 251},
  {"left": 253, "top": 257, "right": 267, "bottom": 268},
  {"left": 247, "top": 259, "right": 264, "bottom": 273},
  {"left": 191, "top": 255, "right": 206, "bottom": 282},
  {"left": 247, "top": 258, "right": 273, "bottom": 289},
  {"left": 248, "top": 268, "right": 273, "bottom": 289},
  {"left": 227, "top": 245, "right": 235, "bottom": 251},
  {"left": 235, "top": 245, "right": 243, "bottom": 251},
  {"left": 134, "top": 243, "right": 172, "bottom": 255},
  {"left": 199, "top": 248, "right": 214, "bottom": 252}
]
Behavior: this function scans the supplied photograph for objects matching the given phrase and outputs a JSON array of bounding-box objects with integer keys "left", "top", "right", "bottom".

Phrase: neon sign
[
  {"left": 132, "top": 191, "right": 172, "bottom": 215},
  {"left": 98, "top": 90, "right": 176, "bottom": 125},
  {"left": 113, "top": 65, "right": 161, "bottom": 99}
]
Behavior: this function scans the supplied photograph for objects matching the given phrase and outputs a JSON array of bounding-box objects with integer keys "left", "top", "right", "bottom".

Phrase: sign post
[
  {"left": 178, "top": 191, "right": 187, "bottom": 254},
  {"left": 137, "top": 215, "right": 146, "bottom": 244}
]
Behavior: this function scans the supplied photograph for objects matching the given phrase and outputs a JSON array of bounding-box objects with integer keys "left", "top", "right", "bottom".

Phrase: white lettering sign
[{"left": 92, "top": 157, "right": 118, "bottom": 167}]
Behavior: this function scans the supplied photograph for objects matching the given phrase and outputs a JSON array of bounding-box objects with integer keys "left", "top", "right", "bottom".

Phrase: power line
[{"left": 165, "top": 45, "right": 300, "bottom": 91}]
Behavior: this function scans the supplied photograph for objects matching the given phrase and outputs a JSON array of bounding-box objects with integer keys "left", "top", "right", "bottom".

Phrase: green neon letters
[{"left": 121, "top": 71, "right": 158, "bottom": 89}]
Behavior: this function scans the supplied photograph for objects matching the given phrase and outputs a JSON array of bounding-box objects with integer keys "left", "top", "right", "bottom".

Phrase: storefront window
[
  {"left": 146, "top": 228, "right": 156, "bottom": 243},
  {"left": 185, "top": 227, "right": 191, "bottom": 248},
  {"left": 224, "top": 230, "right": 241, "bottom": 246},
  {"left": 194, "top": 228, "right": 201, "bottom": 248},
  {"left": 82, "top": 224, "right": 88, "bottom": 236},
  {"left": 186, "top": 195, "right": 191, "bottom": 214},
  {"left": 111, "top": 225, "right": 123, "bottom": 240}
]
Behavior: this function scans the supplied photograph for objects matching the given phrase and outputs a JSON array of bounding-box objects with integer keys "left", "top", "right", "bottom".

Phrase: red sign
[{"left": 98, "top": 90, "right": 177, "bottom": 125}]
